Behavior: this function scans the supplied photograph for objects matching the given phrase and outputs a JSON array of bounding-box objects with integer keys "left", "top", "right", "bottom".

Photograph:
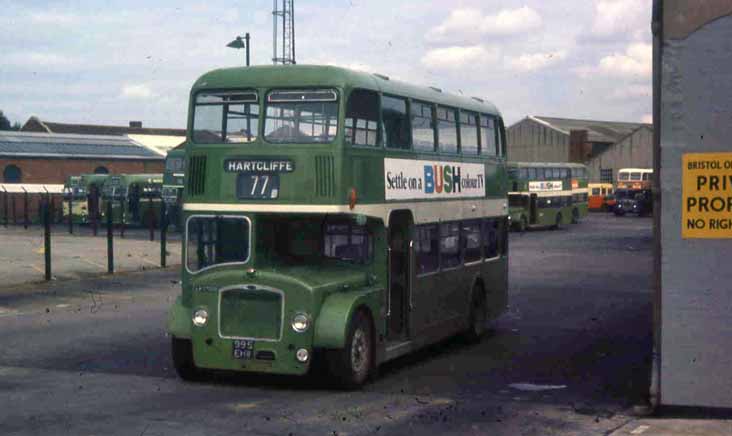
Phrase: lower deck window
[
  {"left": 440, "top": 222, "right": 461, "bottom": 269},
  {"left": 483, "top": 219, "right": 499, "bottom": 258},
  {"left": 416, "top": 224, "right": 439, "bottom": 274},
  {"left": 186, "top": 216, "right": 250, "bottom": 272},
  {"left": 324, "top": 223, "right": 372, "bottom": 264},
  {"left": 462, "top": 220, "right": 482, "bottom": 262}
]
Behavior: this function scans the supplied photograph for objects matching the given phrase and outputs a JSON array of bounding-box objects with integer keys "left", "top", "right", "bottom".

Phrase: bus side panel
[
  {"left": 313, "top": 287, "right": 383, "bottom": 350},
  {"left": 484, "top": 256, "right": 509, "bottom": 320}
]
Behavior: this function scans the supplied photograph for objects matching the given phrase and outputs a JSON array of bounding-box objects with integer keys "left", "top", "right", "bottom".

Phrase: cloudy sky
[{"left": 1, "top": 0, "right": 652, "bottom": 129}]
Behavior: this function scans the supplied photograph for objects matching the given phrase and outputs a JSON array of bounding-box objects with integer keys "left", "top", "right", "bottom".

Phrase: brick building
[{"left": 0, "top": 130, "right": 164, "bottom": 185}]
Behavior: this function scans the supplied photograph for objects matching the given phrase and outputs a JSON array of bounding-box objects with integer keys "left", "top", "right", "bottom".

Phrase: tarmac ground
[{"left": 1, "top": 213, "right": 729, "bottom": 435}]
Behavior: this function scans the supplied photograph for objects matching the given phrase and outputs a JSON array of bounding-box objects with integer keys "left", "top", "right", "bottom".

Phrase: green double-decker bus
[
  {"left": 101, "top": 174, "right": 164, "bottom": 227},
  {"left": 507, "top": 162, "right": 588, "bottom": 231},
  {"left": 63, "top": 176, "right": 89, "bottom": 224},
  {"left": 163, "top": 148, "right": 186, "bottom": 229},
  {"left": 167, "top": 65, "right": 509, "bottom": 387}
]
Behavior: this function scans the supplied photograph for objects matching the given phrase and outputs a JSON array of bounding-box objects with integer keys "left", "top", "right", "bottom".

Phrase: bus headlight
[
  {"left": 291, "top": 313, "right": 310, "bottom": 333},
  {"left": 193, "top": 309, "right": 209, "bottom": 327},
  {"left": 296, "top": 348, "right": 310, "bottom": 362}
]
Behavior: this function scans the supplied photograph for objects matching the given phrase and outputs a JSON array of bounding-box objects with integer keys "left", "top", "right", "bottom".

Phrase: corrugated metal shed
[
  {"left": 0, "top": 131, "right": 163, "bottom": 160},
  {"left": 530, "top": 116, "right": 651, "bottom": 143}
]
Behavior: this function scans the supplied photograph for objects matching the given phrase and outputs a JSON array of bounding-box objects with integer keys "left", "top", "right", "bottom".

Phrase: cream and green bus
[{"left": 167, "top": 65, "right": 509, "bottom": 387}]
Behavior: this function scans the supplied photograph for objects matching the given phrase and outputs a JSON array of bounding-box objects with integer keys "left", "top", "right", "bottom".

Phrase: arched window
[
  {"left": 3, "top": 165, "right": 22, "bottom": 183},
  {"left": 94, "top": 166, "right": 109, "bottom": 174}
]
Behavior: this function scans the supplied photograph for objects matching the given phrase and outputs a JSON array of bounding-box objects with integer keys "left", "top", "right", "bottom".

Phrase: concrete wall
[
  {"left": 0, "top": 158, "right": 164, "bottom": 184},
  {"left": 658, "top": 1, "right": 732, "bottom": 408},
  {"left": 587, "top": 127, "right": 654, "bottom": 182},
  {"left": 506, "top": 118, "right": 569, "bottom": 162}
]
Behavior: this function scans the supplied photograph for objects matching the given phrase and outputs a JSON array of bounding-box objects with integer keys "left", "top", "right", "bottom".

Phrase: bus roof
[
  {"left": 618, "top": 168, "right": 653, "bottom": 172},
  {"left": 192, "top": 64, "right": 501, "bottom": 117},
  {"left": 507, "top": 161, "right": 587, "bottom": 169},
  {"left": 104, "top": 174, "right": 163, "bottom": 184}
]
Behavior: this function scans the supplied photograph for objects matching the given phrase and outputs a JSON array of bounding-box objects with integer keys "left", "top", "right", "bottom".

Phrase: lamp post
[{"left": 226, "top": 33, "right": 250, "bottom": 66}]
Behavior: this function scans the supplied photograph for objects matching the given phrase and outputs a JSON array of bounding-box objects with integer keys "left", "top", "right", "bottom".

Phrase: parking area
[
  {"left": 0, "top": 224, "right": 181, "bottom": 289},
  {"left": 0, "top": 212, "right": 656, "bottom": 435}
]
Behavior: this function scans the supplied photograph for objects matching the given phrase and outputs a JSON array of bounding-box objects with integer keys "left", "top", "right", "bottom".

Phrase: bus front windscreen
[
  {"left": 186, "top": 216, "right": 250, "bottom": 273},
  {"left": 264, "top": 89, "right": 339, "bottom": 144},
  {"left": 193, "top": 91, "right": 259, "bottom": 144}
]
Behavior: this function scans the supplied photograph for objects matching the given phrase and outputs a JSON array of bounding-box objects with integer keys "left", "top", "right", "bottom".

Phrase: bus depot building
[{"left": 506, "top": 116, "right": 653, "bottom": 183}]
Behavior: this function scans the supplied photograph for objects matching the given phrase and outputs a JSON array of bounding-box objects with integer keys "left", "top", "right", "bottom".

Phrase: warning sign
[{"left": 682, "top": 152, "right": 732, "bottom": 238}]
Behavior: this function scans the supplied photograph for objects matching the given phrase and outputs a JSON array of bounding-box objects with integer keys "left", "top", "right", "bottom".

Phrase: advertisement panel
[{"left": 384, "top": 158, "right": 485, "bottom": 201}]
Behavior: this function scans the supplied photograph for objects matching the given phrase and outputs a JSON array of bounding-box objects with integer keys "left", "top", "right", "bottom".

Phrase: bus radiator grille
[
  {"left": 315, "top": 155, "right": 335, "bottom": 198},
  {"left": 187, "top": 155, "right": 207, "bottom": 196}
]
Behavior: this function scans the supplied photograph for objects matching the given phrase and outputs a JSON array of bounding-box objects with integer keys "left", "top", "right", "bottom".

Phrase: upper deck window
[
  {"left": 460, "top": 111, "right": 479, "bottom": 155},
  {"left": 165, "top": 156, "right": 184, "bottom": 172},
  {"left": 382, "top": 95, "right": 410, "bottom": 150},
  {"left": 264, "top": 89, "right": 338, "bottom": 144},
  {"left": 193, "top": 91, "right": 259, "bottom": 144},
  {"left": 345, "top": 89, "right": 380, "bottom": 147},
  {"left": 437, "top": 106, "right": 458, "bottom": 154},
  {"left": 412, "top": 101, "right": 436, "bottom": 152},
  {"left": 630, "top": 172, "right": 642, "bottom": 181},
  {"left": 479, "top": 115, "right": 497, "bottom": 156},
  {"left": 618, "top": 172, "right": 630, "bottom": 181}
]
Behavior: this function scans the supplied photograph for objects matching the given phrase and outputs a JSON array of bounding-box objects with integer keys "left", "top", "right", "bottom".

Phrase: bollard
[
  {"left": 44, "top": 197, "right": 51, "bottom": 281},
  {"left": 107, "top": 201, "right": 114, "bottom": 273},
  {"left": 23, "top": 191, "right": 29, "bottom": 229},
  {"left": 68, "top": 196, "right": 73, "bottom": 234},
  {"left": 160, "top": 202, "right": 167, "bottom": 267}
]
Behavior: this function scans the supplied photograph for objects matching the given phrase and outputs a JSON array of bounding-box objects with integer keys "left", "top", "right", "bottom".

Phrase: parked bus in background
[
  {"left": 588, "top": 183, "right": 614, "bottom": 211},
  {"left": 79, "top": 173, "right": 109, "bottom": 224},
  {"left": 616, "top": 168, "right": 652, "bottom": 190},
  {"left": 163, "top": 148, "right": 185, "bottom": 229},
  {"left": 569, "top": 163, "right": 589, "bottom": 221},
  {"left": 101, "top": 174, "right": 163, "bottom": 227},
  {"left": 63, "top": 176, "right": 89, "bottom": 223},
  {"left": 167, "top": 65, "right": 509, "bottom": 387},
  {"left": 507, "top": 162, "right": 588, "bottom": 231}
]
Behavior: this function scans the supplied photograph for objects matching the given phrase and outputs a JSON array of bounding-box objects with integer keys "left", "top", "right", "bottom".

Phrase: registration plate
[{"left": 232, "top": 339, "right": 255, "bottom": 360}]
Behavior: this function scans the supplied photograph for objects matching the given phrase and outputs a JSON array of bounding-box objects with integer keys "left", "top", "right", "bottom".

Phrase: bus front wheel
[
  {"left": 327, "top": 309, "right": 374, "bottom": 389},
  {"left": 171, "top": 336, "right": 203, "bottom": 381}
]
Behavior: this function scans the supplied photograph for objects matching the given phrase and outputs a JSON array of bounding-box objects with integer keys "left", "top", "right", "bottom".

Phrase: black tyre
[
  {"left": 171, "top": 336, "right": 203, "bottom": 381},
  {"left": 327, "top": 310, "right": 374, "bottom": 389},
  {"left": 463, "top": 285, "right": 487, "bottom": 343}
]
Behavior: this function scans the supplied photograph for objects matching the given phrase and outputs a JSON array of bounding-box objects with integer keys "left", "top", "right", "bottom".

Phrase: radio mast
[{"left": 272, "top": 0, "right": 296, "bottom": 64}]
